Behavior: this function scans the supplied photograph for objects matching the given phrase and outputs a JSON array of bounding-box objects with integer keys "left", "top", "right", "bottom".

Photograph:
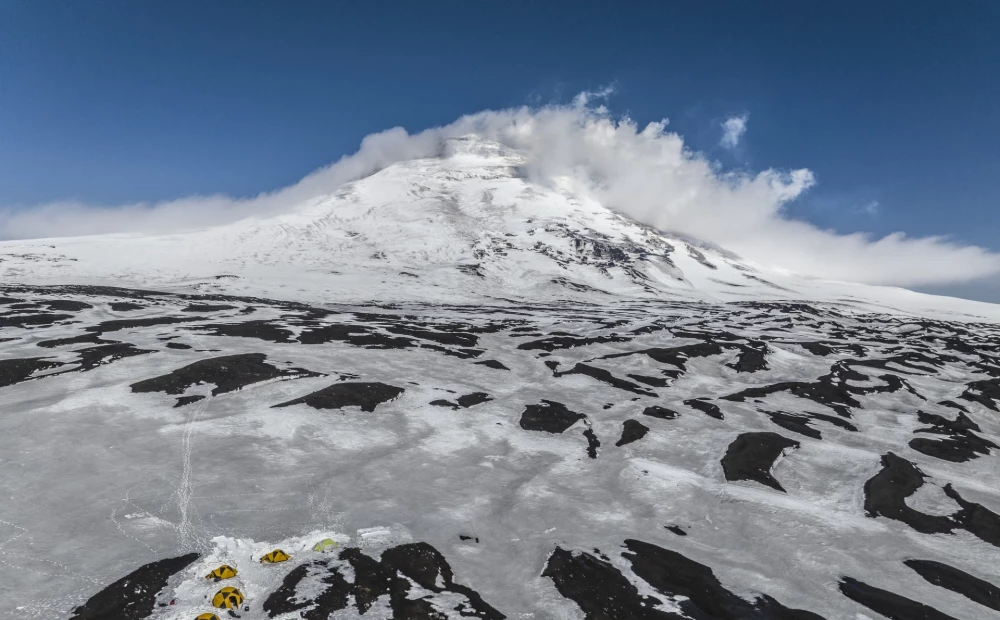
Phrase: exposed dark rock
[
  {"left": 131, "top": 353, "right": 321, "bottom": 396},
  {"left": 110, "top": 302, "right": 145, "bottom": 311},
  {"left": 182, "top": 303, "right": 238, "bottom": 312},
  {"left": 518, "top": 335, "right": 630, "bottom": 352},
  {"left": 37, "top": 332, "right": 115, "bottom": 348},
  {"left": 273, "top": 382, "right": 405, "bottom": 412},
  {"left": 616, "top": 419, "right": 650, "bottom": 446},
  {"left": 909, "top": 410, "right": 997, "bottom": 462},
  {"left": 87, "top": 316, "right": 198, "bottom": 333},
  {"left": 721, "top": 432, "right": 799, "bottom": 492},
  {"left": 684, "top": 398, "right": 723, "bottom": 420},
  {"left": 839, "top": 577, "right": 957, "bottom": 620},
  {"left": 642, "top": 405, "right": 678, "bottom": 420},
  {"left": 72, "top": 343, "right": 156, "bottom": 372},
  {"left": 584, "top": 428, "right": 601, "bottom": 458},
  {"left": 69, "top": 553, "right": 198, "bottom": 620},
  {"left": 42, "top": 299, "right": 92, "bottom": 311},
  {"left": 944, "top": 484, "right": 1000, "bottom": 548},
  {"left": 165, "top": 342, "right": 192, "bottom": 350},
  {"left": 474, "top": 359, "right": 509, "bottom": 370},
  {"left": 904, "top": 559, "right": 1000, "bottom": 612},
  {"left": 0, "top": 357, "right": 64, "bottom": 387},
  {"left": 173, "top": 395, "right": 205, "bottom": 408},
  {"left": 519, "top": 400, "right": 586, "bottom": 433},
  {"left": 195, "top": 320, "right": 295, "bottom": 343},
  {"left": 960, "top": 378, "right": 1000, "bottom": 411},
  {"left": 623, "top": 539, "right": 826, "bottom": 619},
  {"left": 543, "top": 547, "right": 675, "bottom": 619},
  {"left": 665, "top": 525, "right": 686, "bottom": 536},
  {"left": 0, "top": 313, "right": 74, "bottom": 328},
  {"left": 555, "top": 363, "right": 657, "bottom": 396},
  {"left": 863, "top": 453, "right": 955, "bottom": 534}
]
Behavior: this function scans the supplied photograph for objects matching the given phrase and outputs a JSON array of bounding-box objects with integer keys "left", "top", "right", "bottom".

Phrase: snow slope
[{"left": 0, "top": 137, "right": 999, "bottom": 620}]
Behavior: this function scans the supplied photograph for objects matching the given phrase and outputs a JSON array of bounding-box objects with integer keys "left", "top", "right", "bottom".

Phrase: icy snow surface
[{"left": 1, "top": 138, "right": 998, "bottom": 619}]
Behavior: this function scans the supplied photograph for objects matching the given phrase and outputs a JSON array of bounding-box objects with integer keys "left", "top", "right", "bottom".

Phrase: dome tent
[
  {"left": 195, "top": 614, "right": 220, "bottom": 620},
  {"left": 205, "top": 564, "right": 237, "bottom": 581},
  {"left": 212, "top": 586, "right": 244, "bottom": 609},
  {"left": 312, "top": 538, "right": 339, "bottom": 552},
  {"left": 260, "top": 549, "right": 290, "bottom": 563}
]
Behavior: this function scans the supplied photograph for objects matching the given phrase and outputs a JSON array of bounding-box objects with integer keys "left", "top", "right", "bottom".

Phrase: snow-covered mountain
[
  {"left": 2, "top": 137, "right": 999, "bottom": 620},
  {"left": 2, "top": 136, "right": 997, "bottom": 322}
]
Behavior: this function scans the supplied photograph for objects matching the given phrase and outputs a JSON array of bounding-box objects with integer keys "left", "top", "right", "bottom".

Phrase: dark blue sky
[{"left": 1, "top": 1, "right": 998, "bottom": 256}]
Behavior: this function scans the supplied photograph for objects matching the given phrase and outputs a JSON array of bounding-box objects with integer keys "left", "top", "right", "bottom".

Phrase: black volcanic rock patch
[
  {"left": 87, "top": 316, "right": 198, "bottom": 333},
  {"left": 909, "top": 410, "right": 997, "bottom": 462},
  {"left": 517, "top": 334, "right": 630, "bottom": 352},
  {"left": 839, "top": 577, "right": 957, "bottom": 620},
  {"left": 904, "top": 559, "right": 1000, "bottom": 612},
  {"left": 555, "top": 363, "right": 657, "bottom": 396},
  {"left": 69, "top": 552, "right": 198, "bottom": 620},
  {"left": 623, "top": 539, "right": 826, "bottom": 620},
  {"left": 727, "top": 341, "right": 769, "bottom": 373},
  {"left": 721, "top": 432, "right": 799, "bottom": 492},
  {"left": 72, "top": 343, "right": 155, "bottom": 372},
  {"left": 474, "top": 359, "right": 509, "bottom": 370},
  {"left": 943, "top": 483, "right": 1000, "bottom": 548},
  {"left": 296, "top": 323, "right": 369, "bottom": 344},
  {"left": 0, "top": 357, "right": 65, "bottom": 387},
  {"left": 430, "top": 392, "right": 492, "bottom": 409},
  {"left": 173, "top": 395, "right": 205, "bottom": 408},
  {"left": 109, "top": 302, "right": 145, "bottom": 311},
  {"left": 543, "top": 541, "right": 825, "bottom": 620},
  {"left": 520, "top": 400, "right": 585, "bottom": 433},
  {"left": 380, "top": 542, "right": 505, "bottom": 619},
  {"left": 165, "top": 342, "right": 191, "bottom": 350},
  {"left": 642, "top": 405, "right": 678, "bottom": 420},
  {"left": 759, "top": 410, "right": 858, "bottom": 440},
  {"left": 724, "top": 380, "right": 859, "bottom": 415},
  {"left": 37, "top": 332, "right": 115, "bottom": 348},
  {"left": 863, "top": 453, "right": 955, "bottom": 534},
  {"left": 584, "top": 428, "right": 601, "bottom": 458},
  {"left": 684, "top": 398, "right": 723, "bottom": 420},
  {"left": 0, "top": 313, "right": 74, "bottom": 328},
  {"left": 960, "top": 378, "right": 1000, "bottom": 411},
  {"left": 665, "top": 525, "right": 686, "bottom": 536},
  {"left": 627, "top": 373, "right": 671, "bottom": 388},
  {"left": 131, "top": 353, "right": 321, "bottom": 397},
  {"left": 196, "top": 320, "right": 295, "bottom": 343},
  {"left": 616, "top": 419, "right": 650, "bottom": 446},
  {"left": 385, "top": 325, "right": 479, "bottom": 347},
  {"left": 42, "top": 299, "right": 92, "bottom": 311},
  {"left": 273, "top": 382, "right": 404, "bottom": 412},
  {"left": 182, "top": 303, "right": 238, "bottom": 312},
  {"left": 264, "top": 563, "right": 313, "bottom": 617},
  {"left": 542, "top": 547, "right": 674, "bottom": 619}
]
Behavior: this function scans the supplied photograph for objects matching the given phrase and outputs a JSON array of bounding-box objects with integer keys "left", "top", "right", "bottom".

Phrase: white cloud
[
  {"left": 720, "top": 114, "right": 748, "bottom": 149},
  {"left": 1, "top": 98, "right": 998, "bottom": 288}
]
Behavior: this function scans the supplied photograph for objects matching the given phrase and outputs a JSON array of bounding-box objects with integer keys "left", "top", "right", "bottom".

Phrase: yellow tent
[
  {"left": 260, "top": 549, "right": 290, "bottom": 563},
  {"left": 195, "top": 614, "right": 220, "bottom": 620},
  {"left": 312, "top": 538, "right": 339, "bottom": 552},
  {"left": 205, "top": 564, "right": 238, "bottom": 581},
  {"left": 212, "top": 586, "right": 244, "bottom": 609}
]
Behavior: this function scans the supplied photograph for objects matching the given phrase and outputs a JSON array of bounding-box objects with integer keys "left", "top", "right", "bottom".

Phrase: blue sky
[{"left": 1, "top": 1, "right": 998, "bottom": 299}]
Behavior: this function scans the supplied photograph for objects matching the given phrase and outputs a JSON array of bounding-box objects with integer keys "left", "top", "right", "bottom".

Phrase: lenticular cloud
[{"left": 1, "top": 97, "right": 998, "bottom": 287}]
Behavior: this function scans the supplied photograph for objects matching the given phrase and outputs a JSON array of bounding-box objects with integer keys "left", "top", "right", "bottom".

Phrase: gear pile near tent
[
  {"left": 212, "top": 586, "right": 244, "bottom": 609},
  {"left": 195, "top": 614, "right": 220, "bottom": 620},
  {"left": 259, "top": 549, "right": 290, "bottom": 563},
  {"left": 205, "top": 565, "right": 237, "bottom": 581}
]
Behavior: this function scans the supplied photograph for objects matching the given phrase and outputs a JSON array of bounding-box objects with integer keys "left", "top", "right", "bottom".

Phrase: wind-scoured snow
[{"left": 0, "top": 137, "right": 999, "bottom": 619}]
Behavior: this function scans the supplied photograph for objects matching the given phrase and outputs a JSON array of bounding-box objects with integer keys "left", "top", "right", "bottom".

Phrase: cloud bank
[{"left": 2, "top": 96, "right": 998, "bottom": 287}]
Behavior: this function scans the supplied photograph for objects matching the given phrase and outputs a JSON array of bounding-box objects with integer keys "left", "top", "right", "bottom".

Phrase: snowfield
[{"left": 0, "top": 138, "right": 998, "bottom": 619}]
